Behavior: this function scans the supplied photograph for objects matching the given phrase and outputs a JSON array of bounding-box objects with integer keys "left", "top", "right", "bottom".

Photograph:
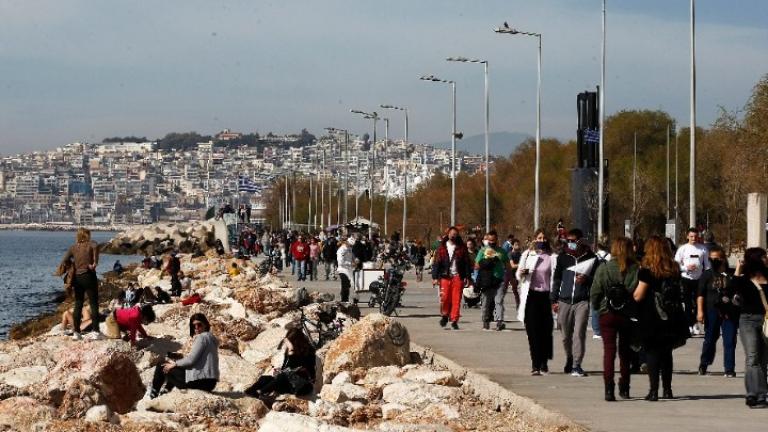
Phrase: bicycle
[{"left": 299, "top": 306, "right": 346, "bottom": 349}]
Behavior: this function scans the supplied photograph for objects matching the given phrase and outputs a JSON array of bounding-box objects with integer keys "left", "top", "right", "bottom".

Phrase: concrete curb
[{"left": 411, "top": 342, "right": 586, "bottom": 432}]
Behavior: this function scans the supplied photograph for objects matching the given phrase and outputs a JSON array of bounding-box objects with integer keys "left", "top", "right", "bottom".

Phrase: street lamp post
[
  {"left": 447, "top": 56, "right": 490, "bottom": 233},
  {"left": 325, "top": 127, "right": 350, "bottom": 225},
  {"left": 495, "top": 23, "right": 542, "bottom": 231},
  {"left": 380, "top": 104, "right": 409, "bottom": 241},
  {"left": 420, "top": 75, "right": 458, "bottom": 226},
  {"left": 690, "top": 0, "right": 697, "bottom": 228},
  {"left": 382, "top": 117, "right": 389, "bottom": 236},
  {"left": 351, "top": 109, "right": 379, "bottom": 240}
]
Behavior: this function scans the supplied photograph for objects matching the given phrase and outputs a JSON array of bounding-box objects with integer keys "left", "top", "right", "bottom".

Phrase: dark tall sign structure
[{"left": 572, "top": 88, "right": 608, "bottom": 243}]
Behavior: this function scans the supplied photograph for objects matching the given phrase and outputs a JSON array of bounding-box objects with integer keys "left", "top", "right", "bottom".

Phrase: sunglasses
[{"left": 192, "top": 322, "right": 205, "bottom": 328}]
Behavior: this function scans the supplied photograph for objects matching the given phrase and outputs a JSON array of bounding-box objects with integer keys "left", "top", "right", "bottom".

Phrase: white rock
[
  {"left": 218, "top": 353, "right": 262, "bottom": 392},
  {"left": 0, "top": 366, "right": 48, "bottom": 388},
  {"left": 122, "top": 411, "right": 182, "bottom": 429},
  {"left": 359, "top": 366, "right": 403, "bottom": 388},
  {"left": 382, "top": 382, "right": 461, "bottom": 409},
  {"left": 319, "top": 383, "right": 369, "bottom": 403},
  {"left": 377, "top": 422, "right": 454, "bottom": 432},
  {"left": 260, "top": 411, "right": 363, "bottom": 432},
  {"left": 85, "top": 405, "right": 120, "bottom": 424},
  {"left": 425, "top": 403, "right": 460, "bottom": 420},
  {"left": 401, "top": 368, "right": 458, "bottom": 386},
  {"left": 331, "top": 371, "right": 352, "bottom": 386}
]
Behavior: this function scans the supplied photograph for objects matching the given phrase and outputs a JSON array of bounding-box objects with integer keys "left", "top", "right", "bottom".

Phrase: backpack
[
  {"left": 654, "top": 278, "right": 684, "bottom": 321},
  {"left": 606, "top": 281, "right": 631, "bottom": 313}
]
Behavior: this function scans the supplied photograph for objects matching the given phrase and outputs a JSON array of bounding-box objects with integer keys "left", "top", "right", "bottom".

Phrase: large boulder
[
  {"left": 142, "top": 389, "right": 268, "bottom": 418},
  {"left": 0, "top": 397, "right": 57, "bottom": 431},
  {"left": 381, "top": 382, "right": 461, "bottom": 409},
  {"left": 258, "top": 411, "right": 365, "bottom": 432},
  {"left": 36, "top": 340, "right": 144, "bottom": 415},
  {"left": 58, "top": 378, "right": 105, "bottom": 419},
  {"left": 0, "top": 365, "right": 48, "bottom": 389},
  {"left": 323, "top": 314, "right": 411, "bottom": 382}
]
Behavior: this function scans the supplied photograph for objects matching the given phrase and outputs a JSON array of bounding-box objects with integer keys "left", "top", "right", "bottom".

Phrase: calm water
[{"left": 0, "top": 230, "right": 139, "bottom": 338}]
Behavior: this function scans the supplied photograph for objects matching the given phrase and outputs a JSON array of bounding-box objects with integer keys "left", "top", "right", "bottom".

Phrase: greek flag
[
  {"left": 238, "top": 176, "right": 259, "bottom": 193},
  {"left": 583, "top": 129, "right": 600, "bottom": 144}
]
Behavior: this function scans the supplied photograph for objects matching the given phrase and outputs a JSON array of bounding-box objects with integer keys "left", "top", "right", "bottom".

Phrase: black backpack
[
  {"left": 606, "top": 281, "right": 631, "bottom": 312},
  {"left": 654, "top": 277, "right": 684, "bottom": 321}
]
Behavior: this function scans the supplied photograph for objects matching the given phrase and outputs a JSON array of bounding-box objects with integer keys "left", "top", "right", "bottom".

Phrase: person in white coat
[
  {"left": 516, "top": 229, "right": 558, "bottom": 376},
  {"left": 336, "top": 237, "right": 356, "bottom": 303}
]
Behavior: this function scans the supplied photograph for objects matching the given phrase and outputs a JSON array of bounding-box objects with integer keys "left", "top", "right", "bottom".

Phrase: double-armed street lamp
[
  {"left": 446, "top": 56, "right": 490, "bottom": 232},
  {"left": 495, "top": 23, "right": 543, "bottom": 231},
  {"left": 350, "top": 109, "right": 379, "bottom": 240},
  {"left": 380, "top": 104, "right": 409, "bottom": 242},
  {"left": 420, "top": 74, "right": 460, "bottom": 226}
]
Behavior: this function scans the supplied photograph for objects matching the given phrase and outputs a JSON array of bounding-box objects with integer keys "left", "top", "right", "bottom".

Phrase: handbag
[
  {"left": 104, "top": 312, "right": 121, "bottom": 339},
  {"left": 750, "top": 279, "right": 768, "bottom": 338}
]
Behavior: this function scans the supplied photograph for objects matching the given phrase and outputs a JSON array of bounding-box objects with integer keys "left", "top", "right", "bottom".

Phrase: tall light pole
[
  {"left": 689, "top": 0, "right": 697, "bottom": 228},
  {"left": 351, "top": 109, "right": 379, "bottom": 240},
  {"left": 495, "top": 23, "right": 542, "bottom": 231},
  {"left": 447, "top": 56, "right": 491, "bottom": 232},
  {"left": 380, "top": 104, "right": 409, "bottom": 240},
  {"left": 420, "top": 74, "right": 458, "bottom": 226},
  {"left": 382, "top": 117, "right": 389, "bottom": 236},
  {"left": 326, "top": 127, "right": 350, "bottom": 225}
]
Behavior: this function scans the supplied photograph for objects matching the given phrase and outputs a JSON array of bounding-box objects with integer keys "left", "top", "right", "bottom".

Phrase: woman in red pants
[{"left": 431, "top": 227, "right": 472, "bottom": 330}]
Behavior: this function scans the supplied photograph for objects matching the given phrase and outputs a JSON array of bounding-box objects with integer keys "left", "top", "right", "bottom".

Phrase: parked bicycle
[
  {"left": 368, "top": 251, "right": 411, "bottom": 316},
  {"left": 299, "top": 306, "right": 347, "bottom": 349},
  {"left": 258, "top": 249, "right": 283, "bottom": 276}
]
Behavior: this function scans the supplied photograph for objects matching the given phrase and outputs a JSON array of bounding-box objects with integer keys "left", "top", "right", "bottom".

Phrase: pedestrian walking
[
  {"left": 517, "top": 229, "right": 556, "bottom": 375},
  {"left": 507, "top": 238, "right": 522, "bottom": 309},
  {"left": 633, "top": 236, "right": 690, "bottom": 401},
  {"left": 696, "top": 245, "right": 738, "bottom": 378},
  {"left": 551, "top": 228, "right": 598, "bottom": 378},
  {"left": 591, "top": 237, "right": 639, "bottom": 401},
  {"left": 733, "top": 247, "right": 768, "bottom": 408},
  {"left": 59, "top": 227, "right": 101, "bottom": 341},
  {"left": 674, "top": 227, "right": 711, "bottom": 334},
  {"left": 336, "top": 237, "right": 356, "bottom": 303},
  {"left": 475, "top": 231, "right": 511, "bottom": 331},
  {"left": 322, "top": 236, "right": 338, "bottom": 281},
  {"left": 309, "top": 238, "right": 320, "bottom": 281},
  {"left": 431, "top": 227, "right": 471, "bottom": 330},
  {"left": 290, "top": 235, "right": 309, "bottom": 281}
]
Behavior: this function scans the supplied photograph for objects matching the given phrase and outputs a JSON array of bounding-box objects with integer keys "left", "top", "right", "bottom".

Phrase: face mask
[
  {"left": 348, "top": 239, "right": 356, "bottom": 246},
  {"left": 482, "top": 240, "right": 490, "bottom": 247},
  {"left": 711, "top": 259, "right": 723, "bottom": 269},
  {"left": 535, "top": 241, "right": 547, "bottom": 250},
  {"left": 567, "top": 241, "right": 578, "bottom": 251},
  {"left": 489, "top": 241, "right": 497, "bottom": 247}
]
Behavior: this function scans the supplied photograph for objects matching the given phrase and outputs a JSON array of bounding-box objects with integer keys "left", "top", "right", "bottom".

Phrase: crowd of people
[{"left": 57, "top": 221, "right": 768, "bottom": 409}]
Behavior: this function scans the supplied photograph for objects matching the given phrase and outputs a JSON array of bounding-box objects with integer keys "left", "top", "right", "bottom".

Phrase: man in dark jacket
[
  {"left": 551, "top": 228, "right": 597, "bottom": 377},
  {"left": 322, "top": 237, "right": 338, "bottom": 281},
  {"left": 431, "top": 227, "right": 471, "bottom": 330}
]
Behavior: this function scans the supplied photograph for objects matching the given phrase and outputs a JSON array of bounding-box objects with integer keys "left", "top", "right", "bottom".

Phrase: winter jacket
[
  {"left": 431, "top": 240, "right": 471, "bottom": 280},
  {"left": 590, "top": 260, "right": 639, "bottom": 315},
  {"left": 516, "top": 249, "right": 558, "bottom": 323},
  {"left": 551, "top": 250, "right": 598, "bottom": 304}
]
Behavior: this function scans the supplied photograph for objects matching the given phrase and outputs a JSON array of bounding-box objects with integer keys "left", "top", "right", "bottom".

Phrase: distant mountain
[{"left": 431, "top": 131, "right": 530, "bottom": 157}]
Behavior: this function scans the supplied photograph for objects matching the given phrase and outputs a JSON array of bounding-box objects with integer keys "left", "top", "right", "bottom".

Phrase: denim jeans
[
  {"left": 296, "top": 260, "right": 307, "bottom": 281},
  {"left": 591, "top": 306, "right": 602, "bottom": 336},
  {"left": 324, "top": 260, "right": 337, "bottom": 279},
  {"left": 700, "top": 307, "right": 738, "bottom": 373},
  {"left": 739, "top": 313, "right": 768, "bottom": 399}
]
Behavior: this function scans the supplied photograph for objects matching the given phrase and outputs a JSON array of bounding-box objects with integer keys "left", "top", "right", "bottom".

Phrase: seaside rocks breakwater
[
  {"left": 100, "top": 220, "right": 225, "bottom": 256},
  {"left": 0, "top": 254, "right": 582, "bottom": 431}
]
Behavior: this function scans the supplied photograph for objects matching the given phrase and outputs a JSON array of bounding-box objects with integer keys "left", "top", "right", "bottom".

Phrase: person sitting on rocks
[
  {"left": 228, "top": 262, "right": 241, "bottom": 277},
  {"left": 245, "top": 327, "right": 316, "bottom": 404},
  {"left": 115, "top": 304, "right": 155, "bottom": 346},
  {"left": 150, "top": 313, "right": 220, "bottom": 398},
  {"left": 113, "top": 260, "right": 124, "bottom": 275},
  {"left": 61, "top": 306, "right": 93, "bottom": 335}
]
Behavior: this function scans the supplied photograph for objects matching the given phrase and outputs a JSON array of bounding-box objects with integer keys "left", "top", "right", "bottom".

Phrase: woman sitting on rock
[
  {"left": 61, "top": 306, "right": 93, "bottom": 335},
  {"left": 245, "top": 327, "right": 316, "bottom": 403},
  {"left": 149, "top": 313, "right": 220, "bottom": 398}
]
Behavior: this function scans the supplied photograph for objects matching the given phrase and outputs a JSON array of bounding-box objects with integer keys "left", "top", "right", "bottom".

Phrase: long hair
[
  {"left": 76, "top": 227, "right": 91, "bottom": 243},
  {"left": 283, "top": 327, "right": 314, "bottom": 356},
  {"left": 188, "top": 313, "right": 211, "bottom": 337},
  {"left": 611, "top": 237, "right": 636, "bottom": 274},
  {"left": 743, "top": 247, "right": 767, "bottom": 278},
  {"left": 641, "top": 236, "right": 678, "bottom": 279},
  {"left": 530, "top": 228, "right": 551, "bottom": 252}
]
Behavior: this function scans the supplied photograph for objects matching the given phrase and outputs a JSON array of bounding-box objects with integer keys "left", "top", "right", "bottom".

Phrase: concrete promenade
[{"left": 293, "top": 266, "right": 759, "bottom": 432}]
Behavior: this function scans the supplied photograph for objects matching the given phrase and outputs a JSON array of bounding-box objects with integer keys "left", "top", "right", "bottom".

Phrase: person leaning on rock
[{"left": 150, "top": 313, "right": 220, "bottom": 398}]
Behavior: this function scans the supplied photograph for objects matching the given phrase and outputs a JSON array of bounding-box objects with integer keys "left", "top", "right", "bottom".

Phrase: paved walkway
[{"left": 289, "top": 267, "right": 759, "bottom": 432}]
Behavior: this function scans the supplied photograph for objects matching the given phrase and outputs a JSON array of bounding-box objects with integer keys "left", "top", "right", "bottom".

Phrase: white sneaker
[
  {"left": 592, "top": 335, "right": 603, "bottom": 340},
  {"left": 71, "top": 332, "right": 82, "bottom": 341},
  {"left": 85, "top": 331, "right": 104, "bottom": 341}
]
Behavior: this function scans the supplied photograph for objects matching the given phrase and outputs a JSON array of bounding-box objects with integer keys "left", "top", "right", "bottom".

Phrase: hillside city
[{"left": 0, "top": 129, "right": 488, "bottom": 226}]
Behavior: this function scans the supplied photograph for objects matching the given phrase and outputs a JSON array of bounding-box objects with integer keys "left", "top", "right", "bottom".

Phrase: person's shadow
[{"left": 136, "top": 336, "right": 183, "bottom": 356}]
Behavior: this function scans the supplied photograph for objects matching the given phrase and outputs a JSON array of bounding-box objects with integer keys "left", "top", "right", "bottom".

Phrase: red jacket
[
  {"left": 115, "top": 306, "right": 147, "bottom": 345},
  {"left": 291, "top": 241, "right": 309, "bottom": 261}
]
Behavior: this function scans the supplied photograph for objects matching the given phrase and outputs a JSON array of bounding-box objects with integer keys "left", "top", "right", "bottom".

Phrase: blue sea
[{"left": 0, "top": 230, "right": 140, "bottom": 339}]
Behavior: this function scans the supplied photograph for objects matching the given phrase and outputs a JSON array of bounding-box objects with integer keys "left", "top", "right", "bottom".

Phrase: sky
[{"left": 0, "top": 0, "right": 766, "bottom": 154}]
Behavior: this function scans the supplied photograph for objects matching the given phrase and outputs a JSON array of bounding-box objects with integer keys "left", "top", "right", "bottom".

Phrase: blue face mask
[
  {"left": 535, "top": 241, "right": 547, "bottom": 250},
  {"left": 567, "top": 241, "right": 578, "bottom": 251}
]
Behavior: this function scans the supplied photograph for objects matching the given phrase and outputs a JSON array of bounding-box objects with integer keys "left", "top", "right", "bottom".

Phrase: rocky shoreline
[
  {"left": 0, "top": 223, "right": 141, "bottom": 232},
  {"left": 0, "top": 251, "right": 583, "bottom": 431}
]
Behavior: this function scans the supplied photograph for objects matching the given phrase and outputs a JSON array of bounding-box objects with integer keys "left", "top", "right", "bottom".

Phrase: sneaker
[
  {"left": 564, "top": 357, "right": 573, "bottom": 374},
  {"left": 531, "top": 369, "right": 541, "bottom": 376},
  {"left": 71, "top": 332, "right": 82, "bottom": 341},
  {"left": 482, "top": 322, "right": 490, "bottom": 331},
  {"left": 85, "top": 331, "right": 104, "bottom": 341},
  {"left": 571, "top": 366, "right": 588, "bottom": 377},
  {"left": 451, "top": 321, "right": 459, "bottom": 330},
  {"left": 540, "top": 363, "right": 549, "bottom": 375},
  {"left": 439, "top": 316, "right": 449, "bottom": 328},
  {"left": 495, "top": 321, "right": 506, "bottom": 331},
  {"left": 698, "top": 365, "right": 707, "bottom": 376},
  {"left": 63, "top": 329, "right": 74, "bottom": 336},
  {"left": 746, "top": 396, "right": 761, "bottom": 408},
  {"left": 724, "top": 371, "right": 737, "bottom": 378},
  {"left": 592, "top": 334, "right": 603, "bottom": 340}
]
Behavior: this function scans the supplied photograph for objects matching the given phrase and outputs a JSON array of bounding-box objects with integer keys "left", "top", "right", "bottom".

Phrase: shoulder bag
[{"left": 750, "top": 279, "right": 768, "bottom": 338}]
